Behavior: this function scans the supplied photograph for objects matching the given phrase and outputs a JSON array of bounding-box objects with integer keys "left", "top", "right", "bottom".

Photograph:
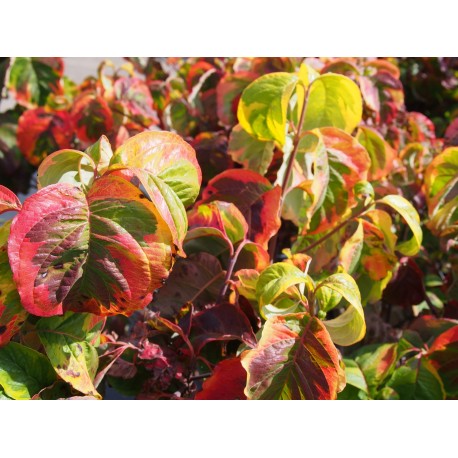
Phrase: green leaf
[
  {"left": 316, "top": 273, "right": 366, "bottom": 346},
  {"left": 237, "top": 72, "right": 299, "bottom": 146},
  {"left": 36, "top": 312, "right": 104, "bottom": 398},
  {"left": 0, "top": 342, "right": 57, "bottom": 400},
  {"left": 241, "top": 313, "right": 343, "bottom": 399},
  {"left": 377, "top": 194, "right": 423, "bottom": 256},
  {"left": 255, "top": 262, "right": 308, "bottom": 309},
  {"left": 303, "top": 73, "right": 362, "bottom": 134},
  {"left": 228, "top": 124, "right": 275, "bottom": 176},
  {"left": 342, "top": 358, "right": 369, "bottom": 393},
  {"left": 338, "top": 220, "right": 364, "bottom": 274},
  {"left": 387, "top": 357, "right": 445, "bottom": 400},
  {"left": 8, "top": 57, "right": 63, "bottom": 107},
  {"left": 37, "top": 149, "right": 96, "bottom": 190},
  {"left": 0, "top": 221, "right": 28, "bottom": 347}
]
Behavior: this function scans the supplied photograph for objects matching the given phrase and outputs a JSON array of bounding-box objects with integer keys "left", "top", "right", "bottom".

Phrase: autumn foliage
[{"left": 0, "top": 57, "right": 457, "bottom": 400}]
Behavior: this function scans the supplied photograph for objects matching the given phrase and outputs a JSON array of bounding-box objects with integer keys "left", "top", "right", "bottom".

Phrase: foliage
[{"left": 0, "top": 57, "right": 456, "bottom": 400}]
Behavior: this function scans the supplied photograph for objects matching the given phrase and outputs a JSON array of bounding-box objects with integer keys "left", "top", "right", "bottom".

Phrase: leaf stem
[
  {"left": 269, "top": 83, "right": 311, "bottom": 261},
  {"left": 217, "top": 240, "right": 247, "bottom": 304}
]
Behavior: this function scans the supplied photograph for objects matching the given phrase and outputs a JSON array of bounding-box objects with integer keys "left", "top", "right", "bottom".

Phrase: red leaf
[
  {"left": 71, "top": 93, "right": 114, "bottom": 144},
  {"left": 0, "top": 185, "right": 21, "bottom": 214},
  {"left": 191, "top": 303, "right": 257, "bottom": 353},
  {"left": 202, "top": 169, "right": 281, "bottom": 249},
  {"left": 17, "top": 108, "right": 74, "bottom": 166},
  {"left": 195, "top": 357, "right": 247, "bottom": 400}
]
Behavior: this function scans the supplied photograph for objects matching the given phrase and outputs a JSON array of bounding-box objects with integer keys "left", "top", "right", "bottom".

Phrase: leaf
[
  {"left": 8, "top": 57, "right": 64, "bottom": 107},
  {"left": 84, "top": 134, "right": 113, "bottom": 176},
  {"left": 377, "top": 195, "right": 423, "bottom": 256},
  {"left": 0, "top": 185, "right": 21, "bottom": 214},
  {"left": 255, "top": 262, "right": 308, "bottom": 309},
  {"left": 387, "top": 357, "right": 445, "bottom": 400},
  {"left": 195, "top": 357, "right": 247, "bottom": 400},
  {"left": 356, "top": 126, "right": 395, "bottom": 181},
  {"left": 217, "top": 71, "right": 257, "bottom": 127},
  {"left": 237, "top": 72, "right": 299, "bottom": 146},
  {"left": 71, "top": 93, "right": 114, "bottom": 144},
  {"left": 0, "top": 222, "right": 28, "bottom": 347},
  {"left": 338, "top": 220, "right": 364, "bottom": 274},
  {"left": 8, "top": 175, "right": 175, "bottom": 317},
  {"left": 285, "top": 127, "right": 370, "bottom": 234},
  {"left": 152, "top": 253, "right": 225, "bottom": 317},
  {"left": 37, "top": 149, "right": 96, "bottom": 190},
  {"left": 316, "top": 273, "right": 366, "bottom": 346},
  {"left": 427, "top": 325, "right": 458, "bottom": 396},
  {"left": 36, "top": 312, "right": 104, "bottom": 398},
  {"left": 0, "top": 342, "right": 57, "bottom": 400},
  {"left": 17, "top": 108, "right": 74, "bottom": 166},
  {"left": 342, "top": 359, "right": 369, "bottom": 394},
  {"left": 227, "top": 124, "right": 275, "bottom": 176},
  {"left": 424, "top": 147, "right": 458, "bottom": 236},
  {"left": 303, "top": 73, "right": 362, "bottom": 134},
  {"left": 354, "top": 343, "right": 398, "bottom": 389},
  {"left": 109, "top": 130, "right": 202, "bottom": 255},
  {"left": 241, "top": 313, "right": 343, "bottom": 399},
  {"left": 202, "top": 169, "right": 282, "bottom": 249},
  {"left": 191, "top": 303, "right": 256, "bottom": 353},
  {"left": 188, "top": 200, "right": 248, "bottom": 248}
]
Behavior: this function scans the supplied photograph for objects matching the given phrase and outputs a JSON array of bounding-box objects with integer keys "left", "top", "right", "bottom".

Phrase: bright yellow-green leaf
[
  {"left": 303, "top": 73, "right": 363, "bottom": 134},
  {"left": 377, "top": 195, "right": 423, "bottom": 256},
  {"left": 316, "top": 273, "right": 366, "bottom": 346},
  {"left": 238, "top": 72, "right": 299, "bottom": 146}
]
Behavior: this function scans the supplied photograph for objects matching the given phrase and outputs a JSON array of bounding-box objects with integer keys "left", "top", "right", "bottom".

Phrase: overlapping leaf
[
  {"left": 0, "top": 185, "right": 21, "bottom": 214},
  {"left": 17, "top": 108, "right": 74, "bottom": 166},
  {"left": 241, "top": 313, "right": 343, "bottom": 399},
  {"left": 36, "top": 312, "right": 104, "bottom": 398},
  {"left": 202, "top": 169, "right": 281, "bottom": 249},
  {"left": 108, "top": 131, "right": 202, "bottom": 255},
  {"left": 8, "top": 175, "right": 175, "bottom": 317}
]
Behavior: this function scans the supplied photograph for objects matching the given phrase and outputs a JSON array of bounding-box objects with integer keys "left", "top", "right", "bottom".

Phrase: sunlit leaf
[
  {"left": 238, "top": 72, "right": 299, "bottom": 146},
  {"left": 377, "top": 195, "right": 423, "bottom": 256},
  {"left": 241, "top": 313, "right": 343, "bottom": 399},
  {"left": 8, "top": 175, "right": 175, "bottom": 317},
  {"left": 195, "top": 357, "right": 247, "bottom": 400},
  {"left": 228, "top": 124, "right": 275, "bottom": 176},
  {"left": 316, "top": 273, "right": 366, "bottom": 346},
  {"left": 0, "top": 185, "right": 21, "bottom": 214},
  {"left": 36, "top": 311, "right": 104, "bottom": 398},
  {"left": 0, "top": 342, "right": 57, "bottom": 400}
]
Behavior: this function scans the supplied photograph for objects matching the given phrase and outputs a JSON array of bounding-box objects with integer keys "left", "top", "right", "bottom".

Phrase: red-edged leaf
[
  {"left": 0, "top": 185, "right": 21, "bottom": 214},
  {"left": 71, "top": 93, "right": 114, "bottom": 144},
  {"left": 195, "top": 357, "right": 247, "bottom": 400},
  {"left": 427, "top": 325, "right": 458, "bottom": 396},
  {"left": 216, "top": 72, "right": 257, "bottom": 127},
  {"left": 191, "top": 303, "right": 256, "bottom": 353},
  {"left": 17, "top": 108, "right": 74, "bottom": 166},
  {"left": 241, "top": 313, "right": 343, "bottom": 399},
  {"left": 8, "top": 175, "right": 175, "bottom": 317},
  {"left": 202, "top": 169, "right": 281, "bottom": 249}
]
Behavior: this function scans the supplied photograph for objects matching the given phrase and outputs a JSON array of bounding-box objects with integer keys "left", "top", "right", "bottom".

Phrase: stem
[
  {"left": 299, "top": 204, "right": 371, "bottom": 254},
  {"left": 217, "top": 240, "right": 247, "bottom": 304},
  {"left": 269, "top": 84, "right": 311, "bottom": 261}
]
